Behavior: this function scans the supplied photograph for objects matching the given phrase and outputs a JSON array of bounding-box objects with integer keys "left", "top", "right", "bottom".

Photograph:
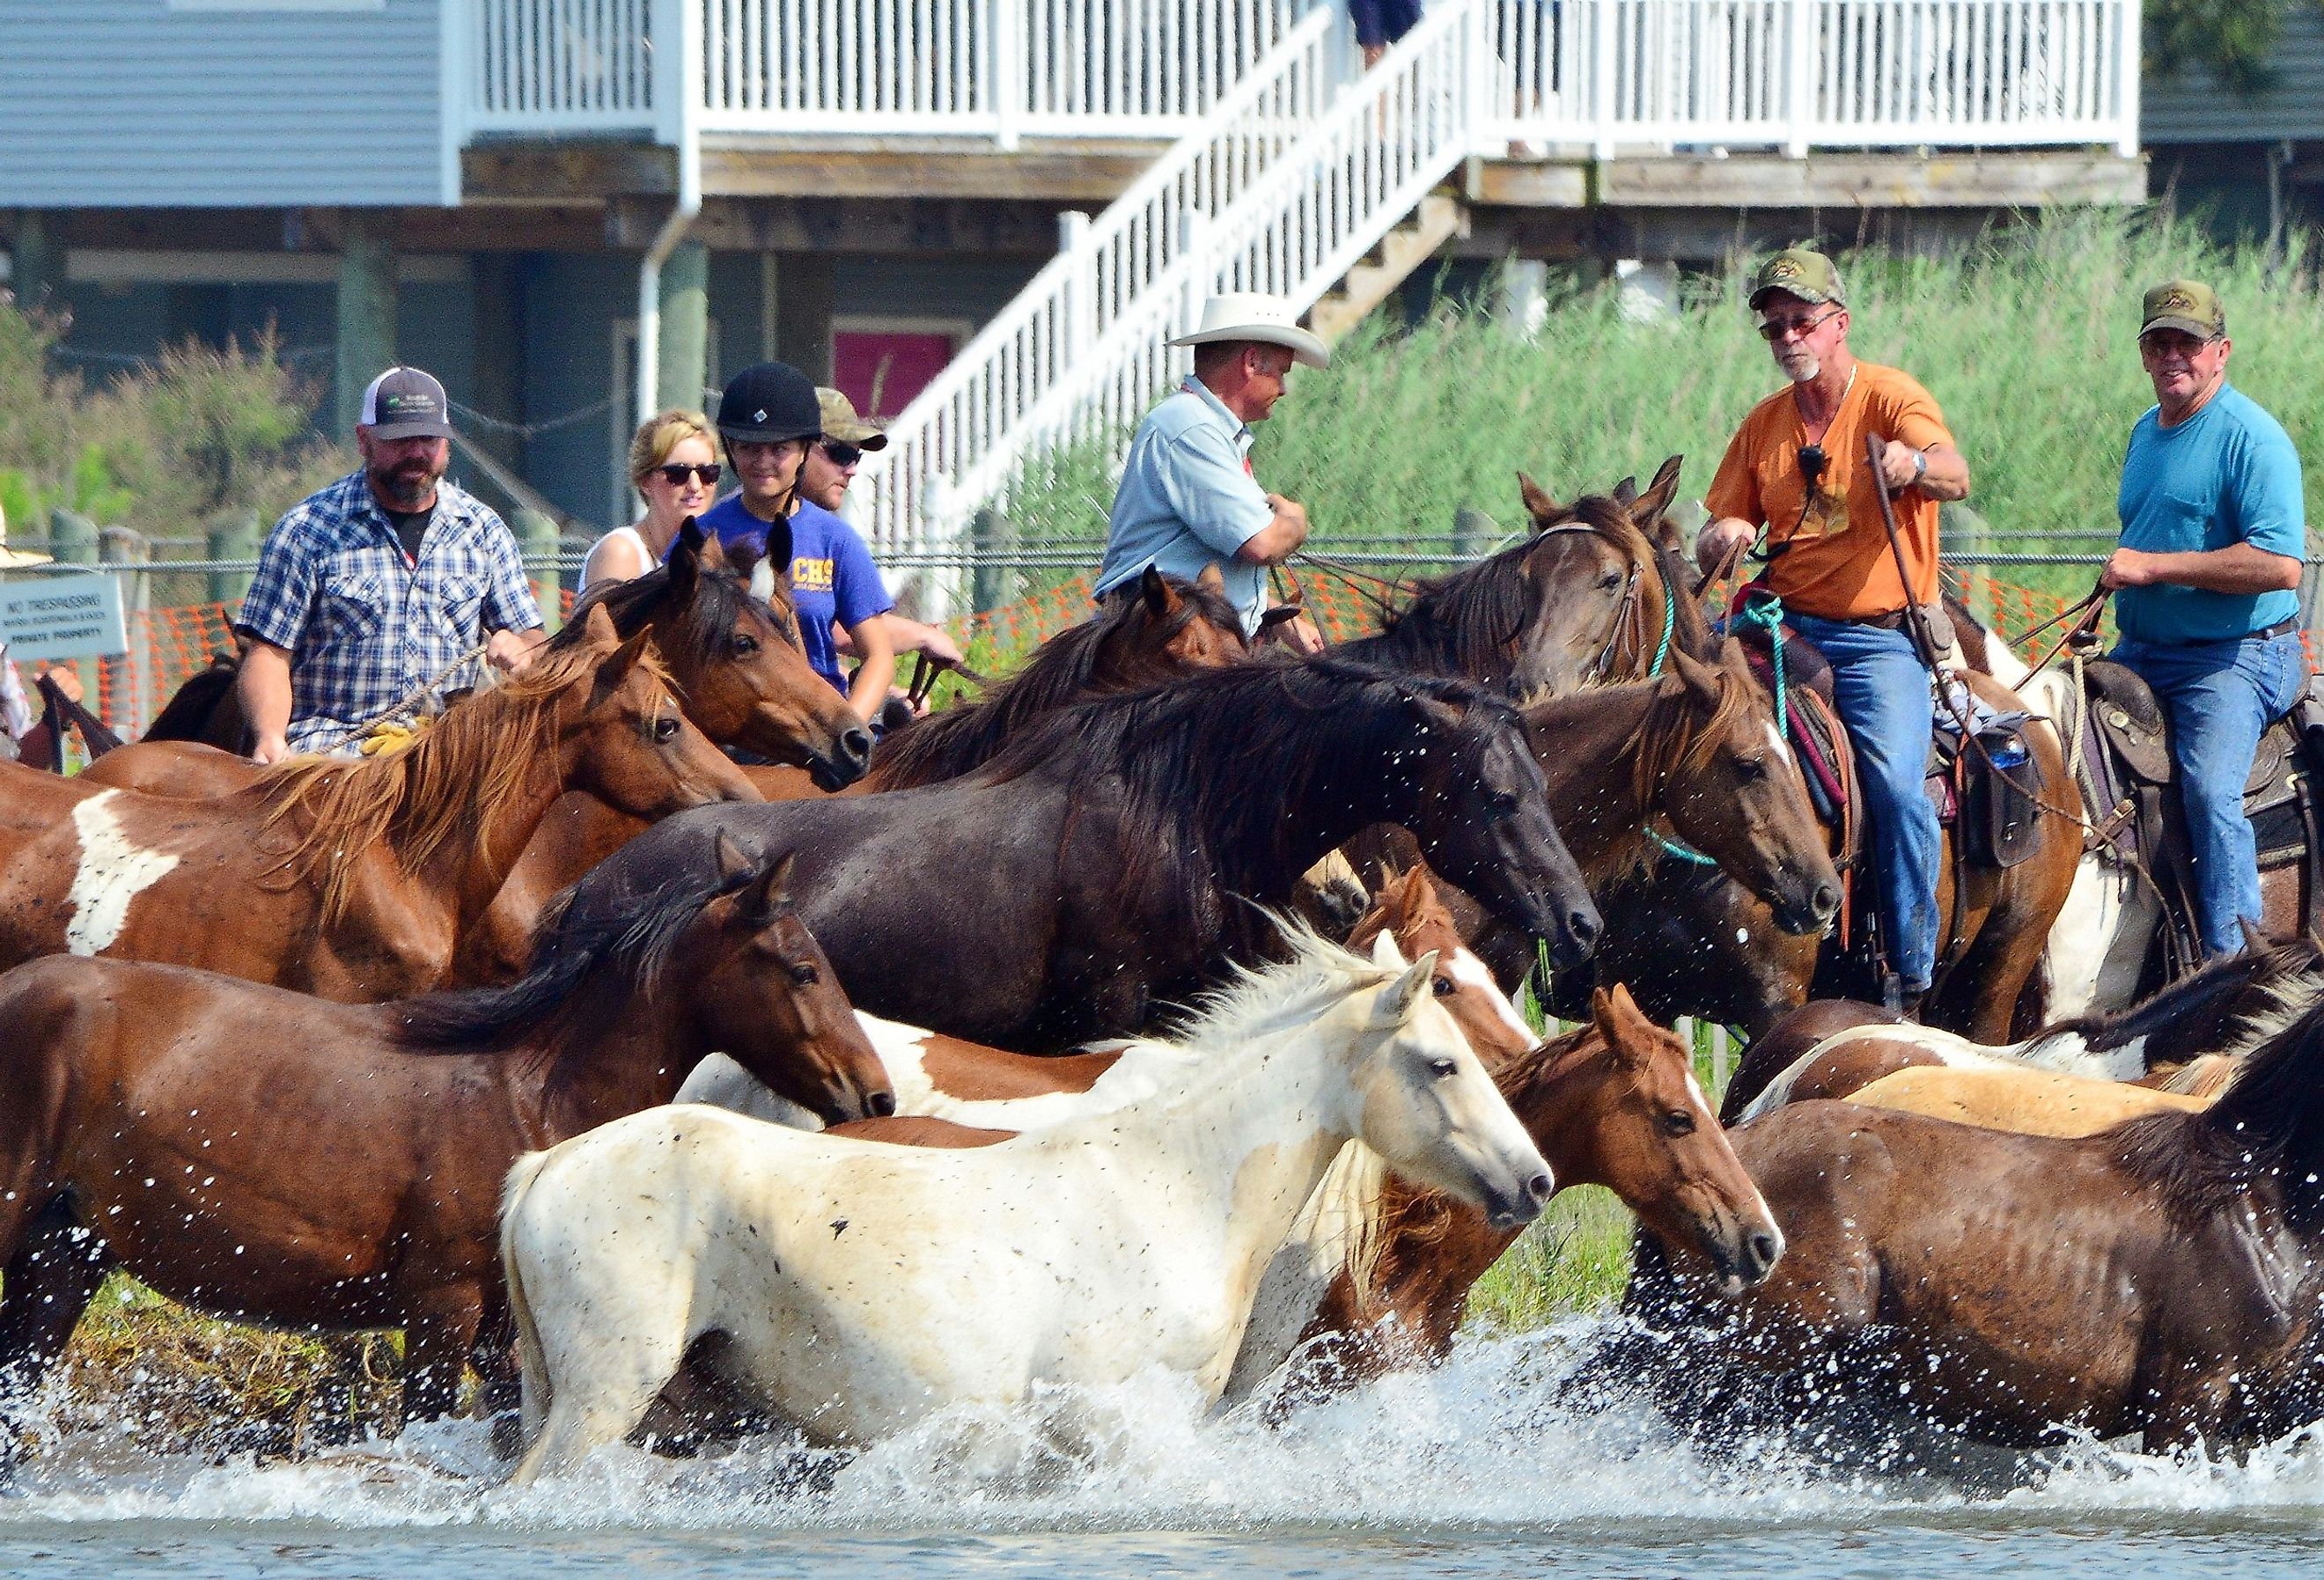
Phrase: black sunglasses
[
  {"left": 654, "top": 463, "right": 722, "bottom": 487},
  {"left": 1757, "top": 308, "right": 1840, "bottom": 342},
  {"left": 820, "top": 440, "right": 864, "bottom": 468}
]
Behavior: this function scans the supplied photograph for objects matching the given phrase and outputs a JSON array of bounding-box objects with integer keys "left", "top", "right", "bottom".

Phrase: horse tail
[{"left": 499, "top": 1148, "right": 555, "bottom": 1443}]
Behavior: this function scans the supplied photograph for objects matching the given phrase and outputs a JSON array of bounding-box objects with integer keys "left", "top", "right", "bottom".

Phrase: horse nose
[
  {"left": 1524, "top": 1171, "right": 1554, "bottom": 1204},
  {"left": 1811, "top": 881, "right": 1841, "bottom": 922},
  {"left": 1563, "top": 904, "right": 1601, "bottom": 957},
  {"left": 867, "top": 1088, "right": 897, "bottom": 1119},
  {"left": 1747, "top": 1229, "right": 1783, "bottom": 1279},
  {"left": 837, "top": 724, "right": 874, "bottom": 775}
]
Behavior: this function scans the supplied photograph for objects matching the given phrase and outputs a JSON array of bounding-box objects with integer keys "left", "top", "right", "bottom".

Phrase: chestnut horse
[
  {"left": 0, "top": 842, "right": 890, "bottom": 1481},
  {"left": 80, "top": 521, "right": 867, "bottom": 801},
  {"left": 457, "top": 565, "right": 1252, "bottom": 983},
  {"left": 1626, "top": 996, "right": 2324, "bottom": 1451},
  {"left": 0, "top": 605, "right": 758, "bottom": 998},
  {"left": 549, "top": 660, "right": 1601, "bottom": 1050},
  {"left": 1722, "top": 934, "right": 2323, "bottom": 1121}
]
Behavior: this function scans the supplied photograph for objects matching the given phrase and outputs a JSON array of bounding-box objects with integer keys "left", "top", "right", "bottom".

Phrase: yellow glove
[{"left": 356, "top": 718, "right": 427, "bottom": 757}]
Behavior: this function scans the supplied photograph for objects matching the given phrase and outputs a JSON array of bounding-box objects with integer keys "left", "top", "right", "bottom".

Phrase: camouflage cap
[
  {"left": 815, "top": 387, "right": 887, "bottom": 451},
  {"left": 1748, "top": 247, "right": 1845, "bottom": 312},
  {"left": 2139, "top": 280, "right": 2225, "bottom": 342}
]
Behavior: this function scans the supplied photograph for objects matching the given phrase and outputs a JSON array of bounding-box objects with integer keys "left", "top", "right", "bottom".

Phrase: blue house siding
[
  {"left": 0, "top": 0, "right": 448, "bottom": 208},
  {"left": 2144, "top": 12, "right": 2324, "bottom": 143}
]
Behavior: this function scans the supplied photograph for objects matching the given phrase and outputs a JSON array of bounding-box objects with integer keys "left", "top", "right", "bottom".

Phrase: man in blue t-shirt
[{"left": 2105, "top": 280, "right": 2310, "bottom": 955}]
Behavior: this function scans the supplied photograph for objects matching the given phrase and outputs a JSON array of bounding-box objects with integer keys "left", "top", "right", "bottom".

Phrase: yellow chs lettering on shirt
[{"left": 791, "top": 556, "right": 836, "bottom": 594}]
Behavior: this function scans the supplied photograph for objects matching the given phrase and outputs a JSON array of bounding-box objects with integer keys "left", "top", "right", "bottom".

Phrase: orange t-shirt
[{"left": 1703, "top": 361, "right": 1955, "bottom": 621}]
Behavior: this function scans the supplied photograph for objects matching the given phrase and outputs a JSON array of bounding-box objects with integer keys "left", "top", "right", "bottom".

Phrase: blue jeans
[
  {"left": 2109, "top": 630, "right": 2307, "bottom": 956},
  {"left": 1789, "top": 614, "right": 1943, "bottom": 991}
]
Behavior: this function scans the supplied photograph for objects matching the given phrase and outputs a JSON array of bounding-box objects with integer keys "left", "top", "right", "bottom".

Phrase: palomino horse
[
  {"left": 1721, "top": 932, "right": 2323, "bottom": 1120},
  {"left": 1353, "top": 641, "right": 1840, "bottom": 986},
  {"left": 0, "top": 605, "right": 758, "bottom": 998},
  {"left": 455, "top": 566, "right": 1252, "bottom": 984},
  {"left": 496, "top": 929, "right": 1551, "bottom": 1478},
  {"left": 548, "top": 660, "right": 1601, "bottom": 1050},
  {"left": 80, "top": 521, "right": 868, "bottom": 801},
  {"left": 1626, "top": 996, "right": 2324, "bottom": 1451},
  {"left": 1836, "top": 1063, "right": 2213, "bottom": 1137},
  {"left": 0, "top": 842, "right": 889, "bottom": 1476}
]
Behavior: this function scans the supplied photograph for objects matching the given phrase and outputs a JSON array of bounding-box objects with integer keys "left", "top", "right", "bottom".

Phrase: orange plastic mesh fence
[{"left": 79, "top": 572, "right": 2314, "bottom": 734}]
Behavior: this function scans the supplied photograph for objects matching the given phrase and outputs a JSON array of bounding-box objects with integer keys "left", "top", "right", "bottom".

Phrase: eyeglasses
[
  {"left": 653, "top": 463, "right": 722, "bottom": 487},
  {"left": 820, "top": 441, "right": 864, "bottom": 468},
  {"left": 1758, "top": 309, "right": 1841, "bottom": 342}
]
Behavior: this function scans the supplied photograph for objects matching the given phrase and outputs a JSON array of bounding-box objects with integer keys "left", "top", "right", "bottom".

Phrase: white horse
[{"left": 497, "top": 930, "right": 1553, "bottom": 1481}]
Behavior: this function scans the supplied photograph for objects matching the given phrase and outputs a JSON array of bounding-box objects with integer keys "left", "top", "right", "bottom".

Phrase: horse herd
[{"left": 2, "top": 465, "right": 2322, "bottom": 1489}]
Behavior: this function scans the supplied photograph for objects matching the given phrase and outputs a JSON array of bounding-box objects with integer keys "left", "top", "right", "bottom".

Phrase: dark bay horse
[
  {"left": 1626, "top": 995, "right": 2324, "bottom": 1451},
  {"left": 454, "top": 565, "right": 1253, "bottom": 983},
  {"left": 0, "top": 843, "right": 890, "bottom": 1477},
  {"left": 552, "top": 659, "right": 1602, "bottom": 1050},
  {"left": 0, "top": 605, "right": 758, "bottom": 999}
]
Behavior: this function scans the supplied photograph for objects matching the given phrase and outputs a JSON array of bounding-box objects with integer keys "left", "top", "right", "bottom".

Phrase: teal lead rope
[{"left": 1641, "top": 586, "right": 1789, "bottom": 869}]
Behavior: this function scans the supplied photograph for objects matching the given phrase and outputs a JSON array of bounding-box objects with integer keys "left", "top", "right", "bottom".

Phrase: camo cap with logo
[
  {"left": 2139, "top": 280, "right": 2225, "bottom": 342},
  {"left": 357, "top": 366, "right": 454, "bottom": 441},
  {"left": 1748, "top": 247, "right": 1845, "bottom": 312}
]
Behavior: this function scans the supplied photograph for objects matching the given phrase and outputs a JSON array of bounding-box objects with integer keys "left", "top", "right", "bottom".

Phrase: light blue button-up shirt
[{"left": 1094, "top": 377, "right": 1275, "bottom": 633}]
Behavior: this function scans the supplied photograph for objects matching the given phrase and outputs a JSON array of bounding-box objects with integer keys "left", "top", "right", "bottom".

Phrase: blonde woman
[{"left": 581, "top": 409, "right": 722, "bottom": 592}]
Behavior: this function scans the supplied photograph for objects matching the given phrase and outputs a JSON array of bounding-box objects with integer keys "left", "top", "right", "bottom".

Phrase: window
[{"left": 832, "top": 318, "right": 970, "bottom": 423}]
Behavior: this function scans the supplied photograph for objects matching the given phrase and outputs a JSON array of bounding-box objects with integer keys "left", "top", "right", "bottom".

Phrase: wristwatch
[{"left": 1911, "top": 449, "right": 1928, "bottom": 484}]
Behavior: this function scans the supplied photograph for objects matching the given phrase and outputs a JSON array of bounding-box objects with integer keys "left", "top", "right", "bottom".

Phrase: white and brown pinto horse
[{"left": 497, "top": 928, "right": 1551, "bottom": 1479}]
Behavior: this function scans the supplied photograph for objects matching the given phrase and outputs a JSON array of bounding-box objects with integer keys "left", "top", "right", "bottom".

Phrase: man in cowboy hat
[
  {"left": 2105, "top": 280, "right": 2306, "bottom": 957},
  {"left": 1695, "top": 247, "right": 1970, "bottom": 1015},
  {"left": 1095, "top": 291, "right": 1329, "bottom": 649}
]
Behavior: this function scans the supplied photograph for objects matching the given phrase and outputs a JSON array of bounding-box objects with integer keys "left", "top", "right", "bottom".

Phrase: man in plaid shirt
[{"left": 236, "top": 367, "right": 545, "bottom": 761}]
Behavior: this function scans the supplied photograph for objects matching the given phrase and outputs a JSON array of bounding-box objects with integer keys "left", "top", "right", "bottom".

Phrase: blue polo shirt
[
  {"left": 1094, "top": 377, "right": 1275, "bottom": 633},
  {"left": 2114, "top": 384, "right": 2306, "bottom": 644},
  {"left": 699, "top": 492, "right": 893, "bottom": 692}
]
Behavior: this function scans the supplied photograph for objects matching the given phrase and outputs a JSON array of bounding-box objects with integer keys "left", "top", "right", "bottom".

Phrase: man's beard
[
  {"left": 1783, "top": 355, "right": 1820, "bottom": 385},
  {"left": 371, "top": 459, "right": 441, "bottom": 510}
]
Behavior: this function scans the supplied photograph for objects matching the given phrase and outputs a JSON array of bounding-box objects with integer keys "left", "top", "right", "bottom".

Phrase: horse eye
[
  {"left": 1428, "top": 1057, "right": 1458, "bottom": 1078},
  {"left": 1432, "top": 976, "right": 1454, "bottom": 997},
  {"left": 1662, "top": 1111, "right": 1696, "bottom": 1136},
  {"left": 1488, "top": 790, "right": 1519, "bottom": 816},
  {"left": 1737, "top": 756, "right": 1768, "bottom": 780},
  {"left": 653, "top": 716, "right": 680, "bottom": 743},
  {"left": 789, "top": 964, "right": 819, "bottom": 987},
  {"left": 732, "top": 633, "right": 760, "bottom": 657},
  {"left": 1597, "top": 570, "right": 1623, "bottom": 592}
]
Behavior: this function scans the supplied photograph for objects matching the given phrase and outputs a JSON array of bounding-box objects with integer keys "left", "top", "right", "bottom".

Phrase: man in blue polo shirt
[
  {"left": 1095, "top": 293, "right": 1327, "bottom": 649},
  {"left": 2105, "top": 279, "right": 2309, "bottom": 955}
]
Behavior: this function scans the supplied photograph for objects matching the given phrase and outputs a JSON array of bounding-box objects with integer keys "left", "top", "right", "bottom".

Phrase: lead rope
[{"left": 1641, "top": 576, "right": 1739, "bottom": 869}]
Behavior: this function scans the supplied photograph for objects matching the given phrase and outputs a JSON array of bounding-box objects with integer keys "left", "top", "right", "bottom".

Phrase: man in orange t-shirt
[{"left": 1695, "top": 248, "right": 1972, "bottom": 1012}]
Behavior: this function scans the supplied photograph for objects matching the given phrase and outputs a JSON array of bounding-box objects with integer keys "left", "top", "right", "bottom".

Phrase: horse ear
[
  {"left": 1592, "top": 983, "right": 1655, "bottom": 1060},
  {"left": 1669, "top": 643, "right": 1723, "bottom": 705},
  {"left": 1196, "top": 562, "right": 1226, "bottom": 593},
  {"left": 579, "top": 599, "right": 621, "bottom": 651},
  {"left": 741, "top": 849, "right": 798, "bottom": 922},
  {"left": 1140, "top": 564, "right": 1180, "bottom": 616},
  {"left": 2239, "top": 915, "right": 2269, "bottom": 955},
  {"left": 593, "top": 624, "right": 655, "bottom": 692},
  {"left": 695, "top": 521, "right": 730, "bottom": 570},
  {"left": 1405, "top": 692, "right": 1464, "bottom": 733},
  {"left": 1634, "top": 456, "right": 1684, "bottom": 542},
  {"left": 1368, "top": 928, "right": 1405, "bottom": 971},
  {"left": 1612, "top": 475, "right": 1638, "bottom": 507},
  {"left": 667, "top": 518, "right": 705, "bottom": 599},
  {"left": 1372, "top": 950, "right": 1438, "bottom": 1026},
  {"left": 713, "top": 831, "right": 754, "bottom": 886},
  {"left": 1517, "top": 472, "right": 1562, "bottom": 530}
]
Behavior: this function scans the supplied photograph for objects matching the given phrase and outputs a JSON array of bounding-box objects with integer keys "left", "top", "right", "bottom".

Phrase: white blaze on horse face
[
  {"left": 64, "top": 791, "right": 181, "bottom": 956},
  {"left": 1765, "top": 720, "right": 1794, "bottom": 768},
  {"left": 1444, "top": 946, "right": 1536, "bottom": 1045}
]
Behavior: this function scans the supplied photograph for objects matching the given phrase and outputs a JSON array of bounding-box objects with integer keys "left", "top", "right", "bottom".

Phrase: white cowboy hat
[
  {"left": 1168, "top": 292, "right": 1332, "bottom": 370},
  {"left": 0, "top": 500, "right": 53, "bottom": 571}
]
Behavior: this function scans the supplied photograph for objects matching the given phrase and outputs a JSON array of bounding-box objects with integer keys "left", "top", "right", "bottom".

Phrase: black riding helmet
[{"left": 716, "top": 361, "right": 822, "bottom": 445}]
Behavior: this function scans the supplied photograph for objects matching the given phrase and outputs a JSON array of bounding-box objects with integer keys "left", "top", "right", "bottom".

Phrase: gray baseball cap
[{"left": 358, "top": 366, "right": 455, "bottom": 441}]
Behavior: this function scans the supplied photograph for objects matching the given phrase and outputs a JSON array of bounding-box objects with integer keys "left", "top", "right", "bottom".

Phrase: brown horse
[
  {"left": 0, "top": 604, "right": 758, "bottom": 998},
  {"left": 1722, "top": 934, "right": 2323, "bottom": 1121},
  {"left": 1626, "top": 995, "right": 2324, "bottom": 1451},
  {"left": 456, "top": 565, "right": 1254, "bottom": 983},
  {"left": 83, "top": 521, "right": 868, "bottom": 802},
  {"left": 0, "top": 841, "right": 891, "bottom": 1479}
]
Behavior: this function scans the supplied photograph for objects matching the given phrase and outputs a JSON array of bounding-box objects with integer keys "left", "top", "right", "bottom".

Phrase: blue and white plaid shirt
[{"left": 236, "top": 470, "right": 542, "bottom": 753}]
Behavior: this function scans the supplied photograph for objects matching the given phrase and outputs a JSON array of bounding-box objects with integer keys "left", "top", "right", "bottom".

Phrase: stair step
[{"left": 1307, "top": 194, "right": 1471, "bottom": 344}]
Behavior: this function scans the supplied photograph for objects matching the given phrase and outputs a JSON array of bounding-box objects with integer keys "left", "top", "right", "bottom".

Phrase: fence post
[
  {"left": 99, "top": 525, "right": 153, "bottom": 739},
  {"left": 518, "top": 509, "right": 562, "bottom": 634},
  {"left": 1059, "top": 209, "right": 1095, "bottom": 393},
  {"left": 994, "top": 0, "right": 1023, "bottom": 150},
  {"left": 1452, "top": 505, "right": 1497, "bottom": 561},
  {"left": 1592, "top": 0, "right": 1619, "bottom": 159},
  {"left": 1178, "top": 210, "right": 1209, "bottom": 372},
  {"left": 1783, "top": 0, "right": 1814, "bottom": 159},
  {"left": 970, "top": 506, "right": 1018, "bottom": 613},
  {"left": 1941, "top": 501, "right": 1993, "bottom": 626},
  {"left": 208, "top": 509, "right": 262, "bottom": 608},
  {"left": 48, "top": 508, "right": 100, "bottom": 709}
]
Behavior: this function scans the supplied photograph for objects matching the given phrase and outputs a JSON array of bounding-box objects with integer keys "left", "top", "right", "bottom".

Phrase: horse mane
[
  {"left": 2116, "top": 995, "right": 2324, "bottom": 1231},
  {"left": 258, "top": 638, "right": 674, "bottom": 926},
  {"left": 2041, "top": 937, "right": 2324, "bottom": 1059},
  {"left": 392, "top": 859, "right": 747, "bottom": 1053},
  {"left": 976, "top": 658, "right": 1518, "bottom": 940},
  {"left": 869, "top": 572, "right": 1245, "bottom": 790},
  {"left": 554, "top": 554, "right": 801, "bottom": 667},
  {"left": 1628, "top": 657, "right": 1758, "bottom": 813}
]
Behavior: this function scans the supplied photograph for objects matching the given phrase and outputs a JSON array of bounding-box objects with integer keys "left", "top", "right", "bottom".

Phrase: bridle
[{"left": 1532, "top": 522, "right": 1658, "bottom": 683}]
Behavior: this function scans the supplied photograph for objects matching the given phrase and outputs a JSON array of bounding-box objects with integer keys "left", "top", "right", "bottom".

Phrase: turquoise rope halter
[{"left": 1642, "top": 585, "right": 1790, "bottom": 870}]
